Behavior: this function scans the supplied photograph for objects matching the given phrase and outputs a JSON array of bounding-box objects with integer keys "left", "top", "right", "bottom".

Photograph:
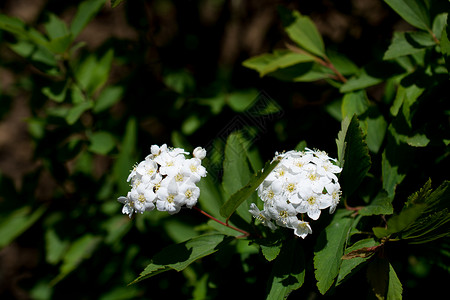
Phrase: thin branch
[
  {"left": 193, "top": 206, "right": 250, "bottom": 238},
  {"left": 285, "top": 43, "right": 347, "bottom": 83}
]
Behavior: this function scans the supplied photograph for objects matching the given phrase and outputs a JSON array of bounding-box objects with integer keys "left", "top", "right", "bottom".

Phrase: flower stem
[{"left": 193, "top": 206, "right": 250, "bottom": 238}]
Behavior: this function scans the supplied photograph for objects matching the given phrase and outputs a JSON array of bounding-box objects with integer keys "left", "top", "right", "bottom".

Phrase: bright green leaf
[
  {"left": 220, "top": 150, "right": 281, "bottom": 221},
  {"left": 278, "top": 7, "right": 326, "bottom": 57},
  {"left": 314, "top": 209, "right": 355, "bottom": 294},
  {"left": 130, "top": 234, "right": 231, "bottom": 285},
  {"left": 387, "top": 263, "right": 403, "bottom": 300},
  {"left": 384, "top": 0, "right": 431, "bottom": 31},
  {"left": 384, "top": 31, "right": 434, "bottom": 60},
  {"left": 341, "top": 90, "right": 369, "bottom": 119},
  {"left": 220, "top": 132, "right": 256, "bottom": 222},
  {"left": 359, "top": 192, "right": 394, "bottom": 216}
]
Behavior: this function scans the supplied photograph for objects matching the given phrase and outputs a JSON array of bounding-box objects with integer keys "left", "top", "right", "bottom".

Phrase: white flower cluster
[
  {"left": 118, "top": 145, "right": 207, "bottom": 218},
  {"left": 250, "top": 148, "right": 342, "bottom": 239}
]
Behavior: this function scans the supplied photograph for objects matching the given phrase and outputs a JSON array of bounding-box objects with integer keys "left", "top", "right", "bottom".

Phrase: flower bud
[{"left": 193, "top": 147, "right": 206, "bottom": 160}]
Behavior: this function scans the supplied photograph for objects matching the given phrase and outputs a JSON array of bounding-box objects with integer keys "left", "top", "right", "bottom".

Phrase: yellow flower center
[
  {"left": 307, "top": 196, "right": 316, "bottom": 205},
  {"left": 185, "top": 189, "right": 193, "bottom": 199}
]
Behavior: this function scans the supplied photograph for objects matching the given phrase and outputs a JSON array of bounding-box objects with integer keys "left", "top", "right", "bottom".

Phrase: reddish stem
[{"left": 193, "top": 206, "right": 250, "bottom": 238}]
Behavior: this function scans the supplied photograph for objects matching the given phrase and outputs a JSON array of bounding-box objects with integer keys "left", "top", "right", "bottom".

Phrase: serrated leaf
[
  {"left": 129, "top": 234, "right": 230, "bottom": 285},
  {"left": 314, "top": 209, "right": 355, "bottom": 294},
  {"left": 242, "top": 50, "right": 315, "bottom": 77},
  {"left": 387, "top": 263, "right": 403, "bottom": 300},
  {"left": 266, "top": 239, "right": 305, "bottom": 299},
  {"left": 335, "top": 116, "right": 350, "bottom": 166},
  {"left": 341, "top": 90, "right": 370, "bottom": 119},
  {"left": 278, "top": 7, "right": 326, "bottom": 57},
  {"left": 384, "top": 0, "right": 431, "bottom": 31},
  {"left": 384, "top": 31, "right": 435, "bottom": 60},
  {"left": 337, "top": 238, "right": 379, "bottom": 286},
  {"left": 338, "top": 115, "right": 371, "bottom": 198},
  {"left": 367, "top": 257, "right": 389, "bottom": 300},
  {"left": 359, "top": 192, "right": 394, "bottom": 216},
  {"left": 220, "top": 151, "right": 281, "bottom": 222}
]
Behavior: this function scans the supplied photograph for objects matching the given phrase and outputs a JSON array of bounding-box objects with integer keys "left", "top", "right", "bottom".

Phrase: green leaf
[
  {"left": 364, "top": 111, "right": 388, "bottom": 154},
  {"left": 337, "top": 238, "right": 379, "bottom": 286},
  {"left": 92, "top": 85, "right": 124, "bottom": 113},
  {"left": 51, "top": 234, "right": 102, "bottom": 284},
  {"left": 338, "top": 115, "right": 372, "bottom": 198},
  {"left": 314, "top": 209, "right": 355, "bottom": 294},
  {"left": 44, "top": 13, "right": 72, "bottom": 54},
  {"left": 266, "top": 239, "right": 305, "bottom": 299},
  {"left": 129, "top": 234, "right": 230, "bottom": 285},
  {"left": 341, "top": 90, "right": 370, "bottom": 119},
  {"left": 42, "top": 82, "right": 67, "bottom": 103},
  {"left": 367, "top": 257, "right": 389, "bottom": 300},
  {"left": 70, "top": 0, "right": 106, "bottom": 38},
  {"left": 111, "top": 0, "right": 125, "bottom": 8},
  {"left": 359, "top": 192, "right": 394, "bottom": 216},
  {"left": 45, "top": 229, "right": 69, "bottom": 265},
  {"left": 260, "top": 244, "right": 282, "bottom": 262},
  {"left": 340, "top": 62, "right": 405, "bottom": 93},
  {"left": 242, "top": 50, "right": 315, "bottom": 77},
  {"left": 220, "top": 132, "right": 255, "bottom": 222},
  {"left": 278, "top": 7, "right": 326, "bottom": 57},
  {"left": 384, "top": 31, "right": 434, "bottom": 60},
  {"left": 387, "top": 263, "right": 403, "bottom": 300},
  {"left": 335, "top": 116, "right": 350, "bottom": 166},
  {"left": 75, "top": 49, "right": 114, "bottom": 95},
  {"left": 113, "top": 118, "right": 137, "bottom": 195},
  {"left": 220, "top": 149, "right": 281, "bottom": 221},
  {"left": 0, "top": 206, "right": 46, "bottom": 249},
  {"left": 373, "top": 204, "right": 426, "bottom": 239},
  {"left": 65, "top": 101, "right": 93, "bottom": 125},
  {"left": 440, "top": 24, "right": 450, "bottom": 71},
  {"left": 88, "top": 131, "right": 116, "bottom": 155},
  {"left": 384, "top": 0, "right": 431, "bottom": 31},
  {"left": 196, "top": 174, "right": 224, "bottom": 218}
]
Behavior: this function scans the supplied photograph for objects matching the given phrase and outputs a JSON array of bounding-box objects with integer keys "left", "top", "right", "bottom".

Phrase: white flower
[
  {"left": 267, "top": 201, "right": 298, "bottom": 228},
  {"left": 251, "top": 147, "right": 341, "bottom": 237},
  {"left": 118, "top": 194, "right": 135, "bottom": 218},
  {"left": 293, "top": 220, "right": 312, "bottom": 239},
  {"left": 181, "top": 158, "right": 207, "bottom": 183},
  {"left": 179, "top": 183, "right": 200, "bottom": 208},
  {"left": 130, "top": 188, "right": 156, "bottom": 213},
  {"left": 118, "top": 144, "right": 208, "bottom": 217},
  {"left": 325, "top": 182, "right": 342, "bottom": 213},
  {"left": 296, "top": 188, "right": 332, "bottom": 220},
  {"left": 156, "top": 179, "right": 183, "bottom": 214},
  {"left": 193, "top": 147, "right": 207, "bottom": 160},
  {"left": 154, "top": 151, "right": 185, "bottom": 177},
  {"left": 249, "top": 203, "right": 276, "bottom": 230}
]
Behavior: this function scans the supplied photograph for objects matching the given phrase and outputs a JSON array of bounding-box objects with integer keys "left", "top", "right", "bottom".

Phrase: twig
[{"left": 193, "top": 206, "right": 250, "bottom": 238}]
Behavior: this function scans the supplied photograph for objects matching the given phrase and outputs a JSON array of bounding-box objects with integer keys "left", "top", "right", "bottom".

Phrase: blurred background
[{"left": 1, "top": 0, "right": 447, "bottom": 299}]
